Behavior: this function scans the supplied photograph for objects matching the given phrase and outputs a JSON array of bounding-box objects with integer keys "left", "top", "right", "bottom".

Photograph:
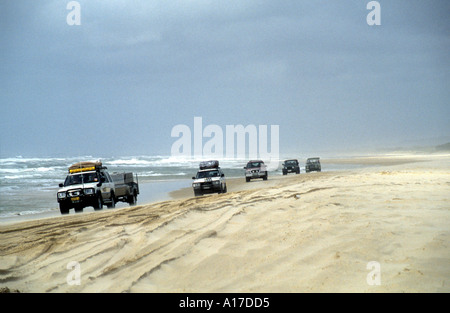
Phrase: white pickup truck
[{"left": 56, "top": 161, "right": 139, "bottom": 214}]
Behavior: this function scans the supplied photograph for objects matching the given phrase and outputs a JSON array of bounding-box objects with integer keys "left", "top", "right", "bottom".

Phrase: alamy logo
[
  {"left": 66, "top": 1, "right": 81, "bottom": 26},
  {"left": 66, "top": 261, "right": 81, "bottom": 286},
  {"left": 366, "top": 261, "right": 381, "bottom": 286},
  {"left": 367, "top": 1, "right": 381, "bottom": 26},
  {"left": 171, "top": 117, "right": 280, "bottom": 170}
]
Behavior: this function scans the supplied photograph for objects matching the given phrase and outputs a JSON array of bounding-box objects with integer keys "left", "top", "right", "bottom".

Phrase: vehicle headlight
[
  {"left": 84, "top": 188, "right": 95, "bottom": 195},
  {"left": 193, "top": 183, "right": 200, "bottom": 188},
  {"left": 213, "top": 180, "right": 220, "bottom": 185},
  {"left": 57, "top": 192, "right": 66, "bottom": 199}
]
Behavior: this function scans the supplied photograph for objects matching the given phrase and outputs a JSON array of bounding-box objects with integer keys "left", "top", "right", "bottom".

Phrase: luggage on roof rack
[
  {"left": 68, "top": 161, "right": 104, "bottom": 173},
  {"left": 199, "top": 160, "right": 219, "bottom": 170}
]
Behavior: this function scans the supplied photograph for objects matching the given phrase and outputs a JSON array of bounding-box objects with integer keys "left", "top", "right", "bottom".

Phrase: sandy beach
[{"left": 0, "top": 153, "right": 449, "bottom": 293}]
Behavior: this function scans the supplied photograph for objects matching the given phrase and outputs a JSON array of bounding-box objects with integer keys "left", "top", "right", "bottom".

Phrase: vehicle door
[{"left": 99, "top": 171, "right": 114, "bottom": 200}]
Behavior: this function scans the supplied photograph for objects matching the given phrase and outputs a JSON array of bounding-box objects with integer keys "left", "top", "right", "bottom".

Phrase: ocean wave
[
  {"left": 0, "top": 208, "right": 57, "bottom": 218},
  {"left": 0, "top": 167, "right": 59, "bottom": 174},
  {"left": 107, "top": 158, "right": 156, "bottom": 166},
  {"left": 107, "top": 156, "right": 201, "bottom": 168},
  {"left": 143, "top": 172, "right": 188, "bottom": 177}
]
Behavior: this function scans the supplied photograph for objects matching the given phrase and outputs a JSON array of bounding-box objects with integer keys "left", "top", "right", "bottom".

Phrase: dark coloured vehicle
[
  {"left": 244, "top": 160, "right": 268, "bottom": 182},
  {"left": 305, "top": 157, "right": 321, "bottom": 173},
  {"left": 282, "top": 159, "right": 300, "bottom": 175}
]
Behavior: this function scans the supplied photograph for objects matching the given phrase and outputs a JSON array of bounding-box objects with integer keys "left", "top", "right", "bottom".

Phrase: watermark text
[{"left": 171, "top": 117, "right": 279, "bottom": 170}]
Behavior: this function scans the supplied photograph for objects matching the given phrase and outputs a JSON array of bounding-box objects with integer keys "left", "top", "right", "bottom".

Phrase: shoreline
[
  {"left": 0, "top": 153, "right": 449, "bottom": 292},
  {"left": 0, "top": 179, "right": 193, "bottom": 225},
  {"left": 0, "top": 153, "right": 445, "bottom": 226}
]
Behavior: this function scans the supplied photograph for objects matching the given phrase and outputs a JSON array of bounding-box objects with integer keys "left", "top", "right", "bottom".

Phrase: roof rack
[{"left": 68, "top": 161, "right": 106, "bottom": 173}]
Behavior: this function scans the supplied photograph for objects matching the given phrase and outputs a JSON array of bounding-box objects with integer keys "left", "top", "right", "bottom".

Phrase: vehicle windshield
[
  {"left": 247, "top": 162, "right": 262, "bottom": 168},
  {"left": 307, "top": 159, "right": 319, "bottom": 163},
  {"left": 285, "top": 160, "right": 298, "bottom": 166},
  {"left": 64, "top": 172, "right": 99, "bottom": 186},
  {"left": 196, "top": 170, "right": 220, "bottom": 179}
]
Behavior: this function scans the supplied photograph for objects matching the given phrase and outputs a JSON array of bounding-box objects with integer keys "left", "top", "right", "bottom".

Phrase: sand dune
[{"left": 0, "top": 154, "right": 449, "bottom": 292}]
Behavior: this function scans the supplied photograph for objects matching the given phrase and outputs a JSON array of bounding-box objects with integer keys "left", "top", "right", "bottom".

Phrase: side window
[
  {"left": 105, "top": 172, "right": 112, "bottom": 182},
  {"left": 100, "top": 172, "right": 109, "bottom": 183}
]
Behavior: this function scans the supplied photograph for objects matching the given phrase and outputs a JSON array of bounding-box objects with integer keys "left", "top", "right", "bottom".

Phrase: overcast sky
[{"left": 1, "top": 0, "right": 449, "bottom": 158}]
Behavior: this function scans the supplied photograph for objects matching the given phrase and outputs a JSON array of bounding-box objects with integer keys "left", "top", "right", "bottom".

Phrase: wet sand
[{"left": 0, "top": 154, "right": 449, "bottom": 292}]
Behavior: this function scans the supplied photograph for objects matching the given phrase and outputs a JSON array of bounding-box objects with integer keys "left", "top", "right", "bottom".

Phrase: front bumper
[
  {"left": 245, "top": 170, "right": 266, "bottom": 178},
  {"left": 283, "top": 167, "right": 298, "bottom": 172},
  {"left": 57, "top": 192, "right": 97, "bottom": 208},
  {"left": 193, "top": 182, "right": 222, "bottom": 193}
]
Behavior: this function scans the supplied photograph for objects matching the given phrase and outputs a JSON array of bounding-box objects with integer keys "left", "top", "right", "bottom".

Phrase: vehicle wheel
[
  {"left": 263, "top": 172, "right": 268, "bottom": 180},
  {"left": 283, "top": 171, "right": 287, "bottom": 175},
  {"left": 59, "top": 203, "right": 70, "bottom": 215},
  {"left": 296, "top": 169, "right": 300, "bottom": 174},
  {"left": 93, "top": 194, "right": 103, "bottom": 210},
  {"left": 223, "top": 184, "right": 227, "bottom": 193},
  {"left": 128, "top": 192, "right": 137, "bottom": 206},
  {"left": 246, "top": 177, "right": 250, "bottom": 182},
  {"left": 107, "top": 192, "right": 115, "bottom": 208},
  {"left": 194, "top": 190, "right": 202, "bottom": 197}
]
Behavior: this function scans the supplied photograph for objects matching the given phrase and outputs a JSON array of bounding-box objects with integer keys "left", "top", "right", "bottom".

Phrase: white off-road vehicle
[
  {"left": 57, "top": 161, "right": 139, "bottom": 214},
  {"left": 192, "top": 160, "right": 227, "bottom": 197},
  {"left": 244, "top": 160, "right": 268, "bottom": 182}
]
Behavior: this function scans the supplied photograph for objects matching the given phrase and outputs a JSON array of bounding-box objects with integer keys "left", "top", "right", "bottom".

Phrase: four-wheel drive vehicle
[
  {"left": 282, "top": 159, "right": 300, "bottom": 175},
  {"left": 244, "top": 160, "right": 268, "bottom": 182},
  {"left": 192, "top": 160, "right": 227, "bottom": 196},
  {"left": 305, "top": 157, "right": 321, "bottom": 173},
  {"left": 57, "top": 161, "right": 139, "bottom": 214}
]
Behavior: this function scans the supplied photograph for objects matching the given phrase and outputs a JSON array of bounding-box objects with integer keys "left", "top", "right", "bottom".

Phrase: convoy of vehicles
[
  {"left": 192, "top": 160, "right": 227, "bottom": 197},
  {"left": 56, "top": 161, "right": 139, "bottom": 214},
  {"left": 56, "top": 156, "right": 322, "bottom": 214}
]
